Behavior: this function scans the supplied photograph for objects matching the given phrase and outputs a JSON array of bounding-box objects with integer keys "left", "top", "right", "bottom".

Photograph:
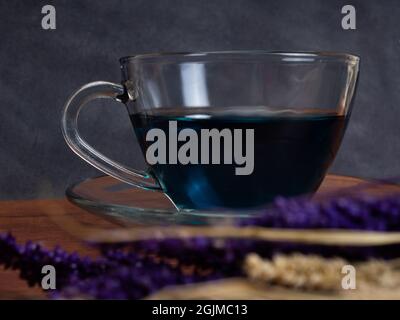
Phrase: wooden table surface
[{"left": 0, "top": 175, "right": 393, "bottom": 299}]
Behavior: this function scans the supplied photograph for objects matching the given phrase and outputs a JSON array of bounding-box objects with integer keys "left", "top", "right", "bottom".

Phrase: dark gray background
[{"left": 0, "top": 0, "right": 398, "bottom": 200}]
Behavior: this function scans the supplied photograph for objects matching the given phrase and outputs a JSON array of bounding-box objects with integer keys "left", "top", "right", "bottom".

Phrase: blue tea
[{"left": 130, "top": 109, "right": 347, "bottom": 210}]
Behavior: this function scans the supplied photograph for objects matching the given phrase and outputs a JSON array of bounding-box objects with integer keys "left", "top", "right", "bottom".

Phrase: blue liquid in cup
[{"left": 130, "top": 109, "right": 347, "bottom": 210}]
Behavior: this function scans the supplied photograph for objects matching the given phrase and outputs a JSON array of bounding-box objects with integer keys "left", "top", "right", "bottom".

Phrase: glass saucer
[{"left": 66, "top": 174, "right": 365, "bottom": 226}]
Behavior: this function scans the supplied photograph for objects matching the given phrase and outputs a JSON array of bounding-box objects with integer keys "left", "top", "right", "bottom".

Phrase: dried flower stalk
[{"left": 244, "top": 253, "right": 400, "bottom": 291}]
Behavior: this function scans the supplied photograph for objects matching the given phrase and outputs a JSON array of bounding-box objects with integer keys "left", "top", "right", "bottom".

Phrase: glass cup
[{"left": 61, "top": 51, "right": 359, "bottom": 211}]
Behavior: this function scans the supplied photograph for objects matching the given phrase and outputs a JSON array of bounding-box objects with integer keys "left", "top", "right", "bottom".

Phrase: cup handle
[{"left": 61, "top": 81, "right": 162, "bottom": 190}]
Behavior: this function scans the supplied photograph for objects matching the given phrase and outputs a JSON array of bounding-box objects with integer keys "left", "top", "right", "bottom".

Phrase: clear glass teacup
[{"left": 61, "top": 51, "right": 359, "bottom": 211}]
